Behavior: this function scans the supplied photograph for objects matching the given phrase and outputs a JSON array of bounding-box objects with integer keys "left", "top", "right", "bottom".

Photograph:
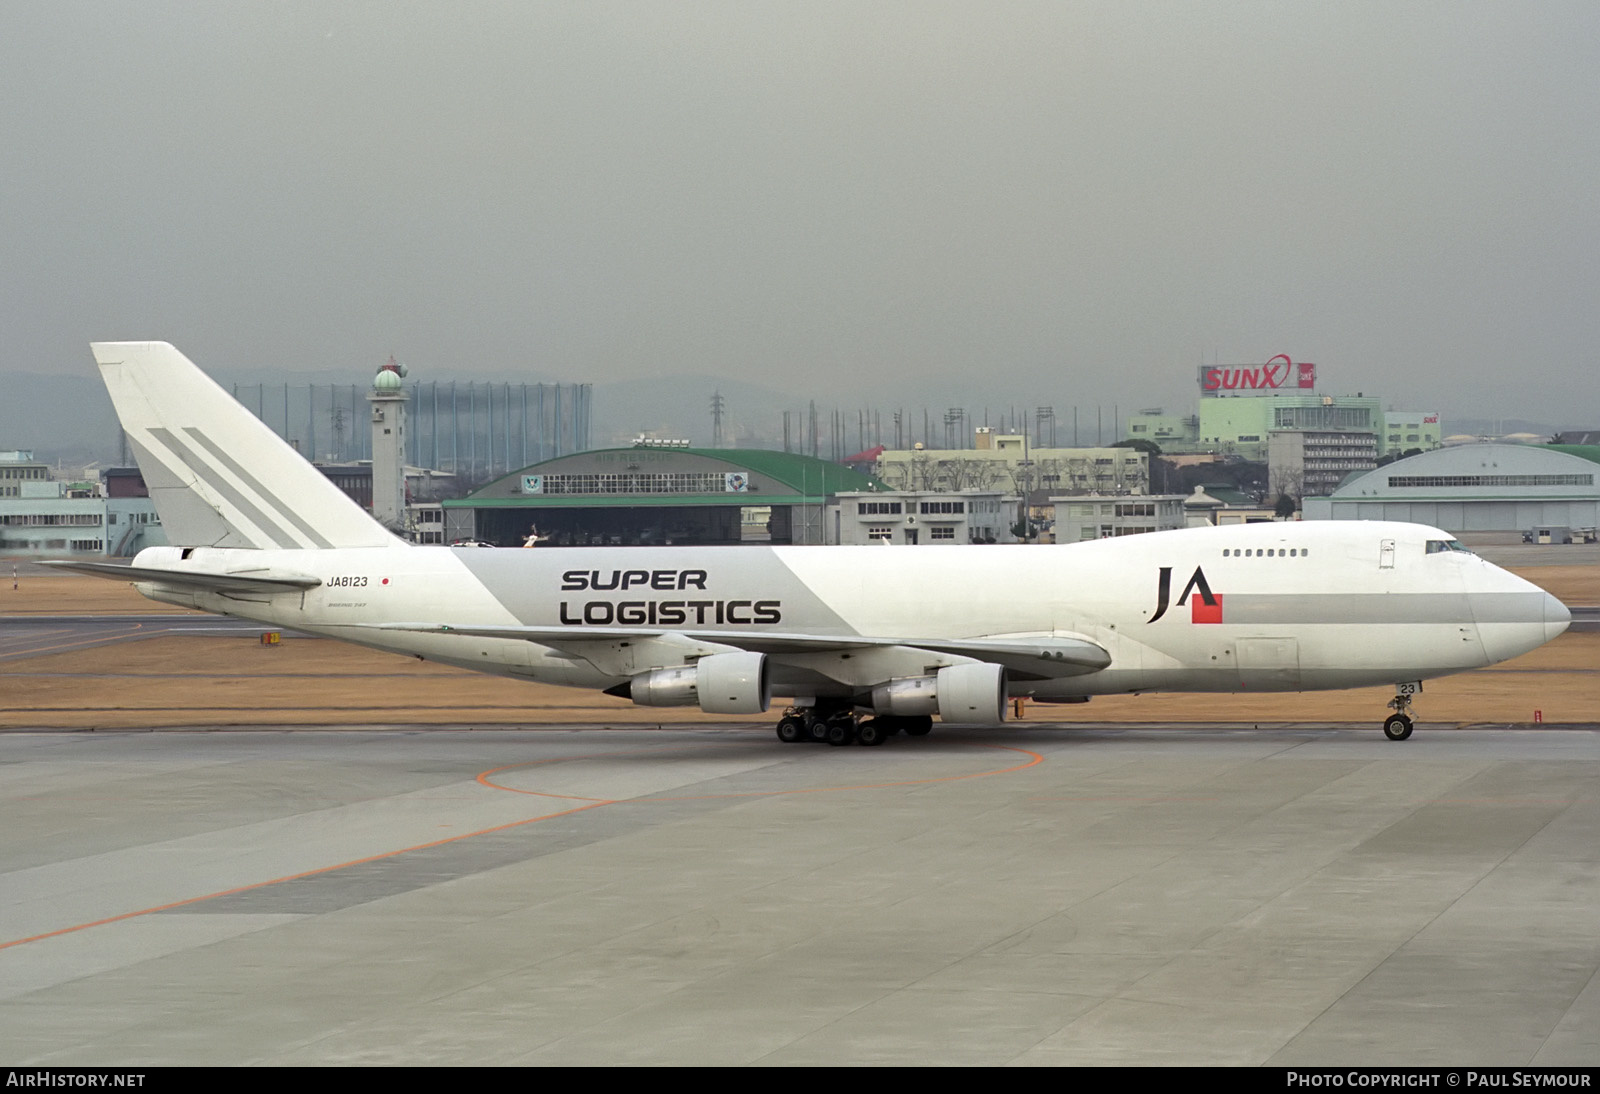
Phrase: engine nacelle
[
  {"left": 935, "top": 663, "right": 1008, "bottom": 723},
  {"left": 627, "top": 665, "right": 699, "bottom": 707},
  {"left": 870, "top": 675, "right": 939, "bottom": 717},
  {"left": 695, "top": 650, "right": 771, "bottom": 714},
  {"left": 627, "top": 652, "right": 771, "bottom": 714},
  {"left": 870, "top": 663, "right": 1009, "bottom": 724}
]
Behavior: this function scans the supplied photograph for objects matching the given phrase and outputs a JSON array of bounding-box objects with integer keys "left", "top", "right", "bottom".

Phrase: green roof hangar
[{"left": 443, "top": 447, "right": 884, "bottom": 547}]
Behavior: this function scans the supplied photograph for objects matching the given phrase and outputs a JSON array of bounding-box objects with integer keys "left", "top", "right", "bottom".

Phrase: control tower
[{"left": 368, "top": 358, "right": 407, "bottom": 529}]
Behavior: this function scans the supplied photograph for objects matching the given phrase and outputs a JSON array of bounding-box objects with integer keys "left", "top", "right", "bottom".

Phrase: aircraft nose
[
  {"left": 1545, "top": 591, "right": 1572, "bottom": 642},
  {"left": 1471, "top": 568, "right": 1570, "bottom": 664}
]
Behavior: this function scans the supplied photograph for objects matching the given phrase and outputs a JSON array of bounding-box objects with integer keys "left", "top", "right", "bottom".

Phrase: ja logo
[{"left": 1149, "top": 566, "right": 1222, "bottom": 624}]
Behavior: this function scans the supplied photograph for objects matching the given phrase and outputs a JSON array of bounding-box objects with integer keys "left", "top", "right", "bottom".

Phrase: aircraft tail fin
[{"left": 91, "top": 342, "right": 405, "bottom": 550}]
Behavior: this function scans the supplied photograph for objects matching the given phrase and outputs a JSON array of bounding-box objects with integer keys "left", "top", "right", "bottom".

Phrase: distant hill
[
  {"left": 0, "top": 374, "right": 120, "bottom": 466},
  {"left": 591, "top": 374, "right": 814, "bottom": 449},
  {"left": 0, "top": 368, "right": 813, "bottom": 465},
  {"left": 8, "top": 367, "right": 1588, "bottom": 468}
]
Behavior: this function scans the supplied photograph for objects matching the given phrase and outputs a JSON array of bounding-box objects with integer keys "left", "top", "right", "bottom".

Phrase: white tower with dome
[{"left": 368, "top": 358, "right": 408, "bottom": 530}]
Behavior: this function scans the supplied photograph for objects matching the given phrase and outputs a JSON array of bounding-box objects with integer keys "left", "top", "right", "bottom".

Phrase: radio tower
[
  {"left": 710, "top": 392, "right": 725, "bottom": 448},
  {"left": 330, "top": 405, "right": 347, "bottom": 461}
]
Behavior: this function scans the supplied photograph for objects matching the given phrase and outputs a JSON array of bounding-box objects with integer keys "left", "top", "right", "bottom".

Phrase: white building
[
  {"left": 829, "top": 490, "right": 1018, "bottom": 545},
  {"left": 407, "top": 502, "right": 446, "bottom": 545},
  {"left": 0, "top": 490, "right": 165, "bottom": 557},
  {"left": 1051, "top": 495, "right": 1187, "bottom": 542}
]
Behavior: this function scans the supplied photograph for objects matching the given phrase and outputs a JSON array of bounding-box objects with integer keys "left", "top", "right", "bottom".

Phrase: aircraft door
[
  {"left": 1236, "top": 637, "right": 1301, "bottom": 690},
  {"left": 1379, "top": 538, "right": 1395, "bottom": 569}
]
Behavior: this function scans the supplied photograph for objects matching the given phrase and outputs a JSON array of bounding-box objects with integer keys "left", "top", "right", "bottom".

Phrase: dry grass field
[{"left": 2, "top": 564, "right": 1594, "bottom": 730}]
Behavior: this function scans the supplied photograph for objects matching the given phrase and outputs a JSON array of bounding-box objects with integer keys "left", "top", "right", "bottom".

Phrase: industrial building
[
  {"left": 0, "top": 451, "right": 51, "bottom": 498},
  {"left": 1124, "top": 358, "right": 1439, "bottom": 462},
  {"left": 1302, "top": 443, "right": 1600, "bottom": 532},
  {"left": 1267, "top": 429, "right": 1379, "bottom": 498},
  {"left": 1128, "top": 396, "right": 1439, "bottom": 462},
  {"left": 874, "top": 432, "right": 1148, "bottom": 496},
  {"left": 444, "top": 446, "right": 884, "bottom": 546}
]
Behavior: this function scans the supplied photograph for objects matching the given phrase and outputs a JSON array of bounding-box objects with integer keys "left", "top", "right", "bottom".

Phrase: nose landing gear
[{"left": 1384, "top": 685, "right": 1419, "bottom": 741}]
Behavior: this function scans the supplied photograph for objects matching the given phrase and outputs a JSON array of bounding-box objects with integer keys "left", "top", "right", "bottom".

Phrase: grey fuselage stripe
[
  {"left": 1464, "top": 591, "right": 1560, "bottom": 624},
  {"left": 1219, "top": 592, "right": 1548, "bottom": 625},
  {"left": 147, "top": 427, "right": 302, "bottom": 550},
  {"left": 182, "top": 427, "right": 336, "bottom": 549}
]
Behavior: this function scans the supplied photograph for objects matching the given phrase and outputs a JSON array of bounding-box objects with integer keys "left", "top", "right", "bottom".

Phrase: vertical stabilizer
[{"left": 92, "top": 342, "right": 405, "bottom": 550}]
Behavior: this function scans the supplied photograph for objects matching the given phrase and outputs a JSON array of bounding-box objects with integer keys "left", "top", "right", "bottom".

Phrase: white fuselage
[{"left": 127, "top": 520, "right": 1568, "bottom": 703}]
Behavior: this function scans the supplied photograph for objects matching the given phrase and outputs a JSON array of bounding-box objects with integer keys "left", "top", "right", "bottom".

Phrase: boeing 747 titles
[{"left": 50, "top": 343, "right": 1571, "bottom": 746}]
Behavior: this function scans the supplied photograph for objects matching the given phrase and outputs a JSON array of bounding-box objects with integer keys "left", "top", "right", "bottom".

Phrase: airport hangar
[
  {"left": 442, "top": 445, "right": 885, "bottom": 546},
  {"left": 1302, "top": 442, "right": 1600, "bottom": 532}
]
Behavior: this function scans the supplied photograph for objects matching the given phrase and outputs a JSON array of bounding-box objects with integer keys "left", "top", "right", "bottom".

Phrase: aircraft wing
[
  {"left": 364, "top": 623, "right": 1111, "bottom": 679},
  {"left": 39, "top": 560, "right": 323, "bottom": 593}
]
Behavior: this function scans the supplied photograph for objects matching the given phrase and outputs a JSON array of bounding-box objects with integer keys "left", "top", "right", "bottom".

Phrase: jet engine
[
  {"left": 870, "top": 663, "right": 1008, "bottom": 724},
  {"left": 625, "top": 651, "right": 771, "bottom": 714}
]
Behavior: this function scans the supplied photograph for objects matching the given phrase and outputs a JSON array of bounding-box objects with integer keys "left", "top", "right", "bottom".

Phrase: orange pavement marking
[
  {"left": 0, "top": 798, "right": 611, "bottom": 953},
  {"left": 2, "top": 740, "right": 1043, "bottom": 952}
]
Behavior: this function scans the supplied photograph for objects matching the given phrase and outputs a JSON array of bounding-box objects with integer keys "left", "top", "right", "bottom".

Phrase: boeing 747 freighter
[{"left": 51, "top": 343, "right": 1571, "bottom": 746}]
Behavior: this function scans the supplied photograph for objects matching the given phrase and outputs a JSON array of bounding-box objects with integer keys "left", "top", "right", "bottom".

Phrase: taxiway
[{"left": 2, "top": 724, "right": 1597, "bottom": 1065}]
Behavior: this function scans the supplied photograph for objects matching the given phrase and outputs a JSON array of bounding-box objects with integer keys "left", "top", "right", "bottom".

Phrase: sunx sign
[{"left": 1198, "top": 355, "right": 1315, "bottom": 396}]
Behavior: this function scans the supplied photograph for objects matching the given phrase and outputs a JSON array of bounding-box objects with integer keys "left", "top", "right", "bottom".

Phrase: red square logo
[{"left": 1191, "top": 593, "right": 1223, "bottom": 624}]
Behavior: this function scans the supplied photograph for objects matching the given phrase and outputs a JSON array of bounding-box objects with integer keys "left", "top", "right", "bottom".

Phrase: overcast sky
[{"left": 3, "top": 1, "right": 1597, "bottom": 425}]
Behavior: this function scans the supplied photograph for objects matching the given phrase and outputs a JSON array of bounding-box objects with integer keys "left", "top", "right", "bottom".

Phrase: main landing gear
[
  {"left": 1383, "top": 686, "right": 1419, "bottom": 741},
  {"left": 773, "top": 705, "right": 934, "bottom": 747}
]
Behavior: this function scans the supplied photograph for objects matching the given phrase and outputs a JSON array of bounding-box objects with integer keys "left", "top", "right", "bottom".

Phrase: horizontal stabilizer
[
  {"left": 363, "top": 623, "right": 1111, "bottom": 677},
  {"left": 40, "top": 559, "right": 321, "bottom": 593}
]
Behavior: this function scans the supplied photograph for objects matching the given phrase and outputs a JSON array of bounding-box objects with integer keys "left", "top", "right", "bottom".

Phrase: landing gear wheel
[
  {"left": 904, "top": 716, "right": 934, "bottom": 737},
  {"left": 856, "top": 718, "right": 888, "bottom": 747},
  {"left": 805, "top": 712, "right": 829, "bottom": 743},
  {"left": 1385, "top": 686, "right": 1419, "bottom": 741},
  {"left": 825, "top": 715, "right": 857, "bottom": 747},
  {"left": 776, "top": 715, "right": 805, "bottom": 744},
  {"left": 1383, "top": 713, "right": 1414, "bottom": 741}
]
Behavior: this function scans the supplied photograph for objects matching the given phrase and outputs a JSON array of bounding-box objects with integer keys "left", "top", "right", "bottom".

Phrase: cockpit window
[{"left": 1425, "top": 539, "right": 1472, "bottom": 554}]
